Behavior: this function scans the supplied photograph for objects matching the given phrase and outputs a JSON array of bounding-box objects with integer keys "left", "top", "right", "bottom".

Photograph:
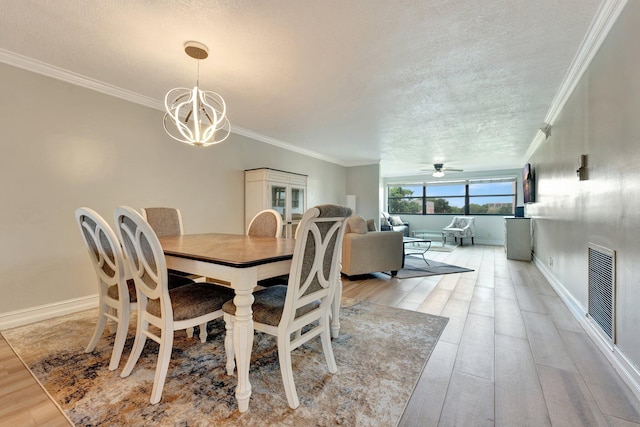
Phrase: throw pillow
[
  {"left": 366, "top": 218, "right": 377, "bottom": 232},
  {"left": 347, "top": 215, "right": 368, "bottom": 234},
  {"left": 380, "top": 216, "right": 390, "bottom": 226},
  {"left": 390, "top": 216, "right": 404, "bottom": 226}
]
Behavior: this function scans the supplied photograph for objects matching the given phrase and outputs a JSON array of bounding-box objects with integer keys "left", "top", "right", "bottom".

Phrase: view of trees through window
[{"left": 388, "top": 180, "right": 516, "bottom": 215}]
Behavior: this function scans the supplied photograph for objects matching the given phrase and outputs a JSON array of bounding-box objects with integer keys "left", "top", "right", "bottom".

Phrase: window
[
  {"left": 468, "top": 181, "right": 516, "bottom": 214},
  {"left": 387, "top": 178, "right": 516, "bottom": 215},
  {"left": 426, "top": 184, "right": 465, "bottom": 214},
  {"left": 387, "top": 185, "right": 423, "bottom": 214}
]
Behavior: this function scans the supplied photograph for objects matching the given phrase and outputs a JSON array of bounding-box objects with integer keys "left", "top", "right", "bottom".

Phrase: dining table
[{"left": 158, "top": 232, "right": 296, "bottom": 413}]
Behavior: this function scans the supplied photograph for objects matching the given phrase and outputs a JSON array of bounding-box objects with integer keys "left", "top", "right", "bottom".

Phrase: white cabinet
[
  {"left": 245, "top": 168, "right": 307, "bottom": 238},
  {"left": 504, "top": 217, "right": 531, "bottom": 261}
]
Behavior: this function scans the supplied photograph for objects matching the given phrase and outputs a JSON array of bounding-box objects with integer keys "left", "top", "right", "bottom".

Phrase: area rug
[
  {"left": 2, "top": 299, "right": 448, "bottom": 426},
  {"left": 397, "top": 257, "right": 474, "bottom": 279}
]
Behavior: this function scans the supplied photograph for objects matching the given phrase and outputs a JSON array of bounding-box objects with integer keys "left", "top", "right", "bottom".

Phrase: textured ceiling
[{"left": 0, "top": 0, "right": 603, "bottom": 176}]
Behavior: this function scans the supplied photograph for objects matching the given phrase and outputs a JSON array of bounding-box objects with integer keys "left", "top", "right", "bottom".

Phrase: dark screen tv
[{"left": 523, "top": 163, "right": 535, "bottom": 204}]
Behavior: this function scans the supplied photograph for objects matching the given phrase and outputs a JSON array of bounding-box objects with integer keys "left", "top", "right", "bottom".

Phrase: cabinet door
[
  {"left": 270, "top": 183, "right": 287, "bottom": 221},
  {"left": 289, "top": 185, "right": 305, "bottom": 238}
]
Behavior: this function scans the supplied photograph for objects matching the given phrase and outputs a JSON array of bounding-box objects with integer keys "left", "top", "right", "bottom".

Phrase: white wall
[
  {"left": 346, "top": 164, "right": 380, "bottom": 223},
  {"left": 0, "top": 63, "right": 347, "bottom": 318},
  {"left": 527, "top": 2, "right": 640, "bottom": 376}
]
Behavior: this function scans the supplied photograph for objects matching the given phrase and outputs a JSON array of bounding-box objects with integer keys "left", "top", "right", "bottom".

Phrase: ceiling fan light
[{"left": 433, "top": 170, "right": 445, "bottom": 178}]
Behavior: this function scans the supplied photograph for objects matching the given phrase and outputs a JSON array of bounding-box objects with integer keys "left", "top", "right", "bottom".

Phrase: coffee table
[
  {"left": 412, "top": 229, "right": 445, "bottom": 246},
  {"left": 402, "top": 237, "right": 432, "bottom": 266}
]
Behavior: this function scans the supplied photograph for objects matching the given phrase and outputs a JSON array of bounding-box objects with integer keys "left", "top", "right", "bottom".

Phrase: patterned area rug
[
  {"left": 2, "top": 299, "right": 448, "bottom": 426},
  {"left": 397, "top": 257, "right": 474, "bottom": 279}
]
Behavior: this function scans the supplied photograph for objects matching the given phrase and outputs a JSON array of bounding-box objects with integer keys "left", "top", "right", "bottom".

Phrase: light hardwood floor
[
  {"left": 2, "top": 244, "right": 640, "bottom": 426},
  {"left": 356, "top": 244, "right": 640, "bottom": 427},
  {"left": 0, "top": 336, "right": 70, "bottom": 426}
]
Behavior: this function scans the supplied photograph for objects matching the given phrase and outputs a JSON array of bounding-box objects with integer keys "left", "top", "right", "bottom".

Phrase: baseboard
[
  {"left": 474, "top": 238, "right": 504, "bottom": 246},
  {"left": 533, "top": 255, "right": 640, "bottom": 401},
  {"left": 0, "top": 295, "right": 99, "bottom": 331}
]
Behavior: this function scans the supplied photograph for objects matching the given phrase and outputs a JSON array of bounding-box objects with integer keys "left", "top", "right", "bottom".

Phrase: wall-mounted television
[{"left": 523, "top": 163, "right": 535, "bottom": 204}]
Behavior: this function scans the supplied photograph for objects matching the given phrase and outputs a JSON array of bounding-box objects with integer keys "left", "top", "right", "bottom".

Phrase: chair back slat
[
  {"left": 75, "top": 207, "right": 128, "bottom": 302},
  {"left": 282, "top": 205, "right": 351, "bottom": 330},
  {"left": 115, "top": 207, "right": 170, "bottom": 314}
]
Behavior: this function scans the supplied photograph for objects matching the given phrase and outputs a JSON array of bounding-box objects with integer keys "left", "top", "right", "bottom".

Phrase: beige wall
[
  {"left": 346, "top": 164, "right": 380, "bottom": 223},
  {"left": 0, "top": 63, "right": 347, "bottom": 315},
  {"left": 527, "top": 2, "right": 640, "bottom": 367}
]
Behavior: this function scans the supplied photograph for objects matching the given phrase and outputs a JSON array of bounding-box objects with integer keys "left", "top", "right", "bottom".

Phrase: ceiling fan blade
[{"left": 443, "top": 167, "right": 463, "bottom": 172}]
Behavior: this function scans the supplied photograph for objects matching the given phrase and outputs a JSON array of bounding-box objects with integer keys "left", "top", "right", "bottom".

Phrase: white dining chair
[
  {"left": 114, "top": 206, "right": 235, "bottom": 404},
  {"left": 75, "top": 207, "right": 136, "bottom": 371},
  {"left": 247, "top": 208, "right": 283, "bottom": 238},
  {"left": 248, "top": 209, "right": 288, "bottom": 288},
  {"left": 141, "top": 206, "right": 209, "bottom": 339},
  {"left": 140, "top": 207, "right": 185, "bottom": 237},
  {"left": 223, "top": 204, "right": 351, "bottom": 409}
]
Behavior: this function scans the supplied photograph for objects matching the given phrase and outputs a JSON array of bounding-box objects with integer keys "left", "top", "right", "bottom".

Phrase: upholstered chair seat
[
  {"left": 222, "top": 285, "right": 319, "bottom": 327},
  {"left": 106, "top": 279, "right": 137, "bottom": 302},
  {"left": 147, "top": 283, "right": 234, "bottom": 321}
]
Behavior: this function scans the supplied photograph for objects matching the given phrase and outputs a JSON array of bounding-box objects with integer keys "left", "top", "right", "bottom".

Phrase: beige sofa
[{"left": 341, "top": 215, "right": 404, "bottom": 278}]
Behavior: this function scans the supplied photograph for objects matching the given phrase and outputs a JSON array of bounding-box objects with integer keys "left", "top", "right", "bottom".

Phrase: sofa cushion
[
  {"left": 346, "top": 215, "right": 368, "bottom": 234},
  {"left": 390, "top": 216, "right": 404, "bottom": 226}
]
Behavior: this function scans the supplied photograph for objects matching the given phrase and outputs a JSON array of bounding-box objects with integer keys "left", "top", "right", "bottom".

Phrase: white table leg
[{"left": 231, "top": 268, "right": 256, "bottom": 413}]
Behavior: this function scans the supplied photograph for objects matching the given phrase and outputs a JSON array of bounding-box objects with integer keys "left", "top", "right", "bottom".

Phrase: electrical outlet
[{"left": 549, "top": 256, "right": 554, "bottom": 267}]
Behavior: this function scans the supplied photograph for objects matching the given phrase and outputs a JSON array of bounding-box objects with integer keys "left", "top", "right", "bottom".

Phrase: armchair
[{"left": 442, "top": 216, "right": 475, "bottom": 246}]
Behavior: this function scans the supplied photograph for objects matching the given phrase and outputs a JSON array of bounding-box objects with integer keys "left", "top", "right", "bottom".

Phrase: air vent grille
[{"left": 587, "top": 243, "right": 615, "bottom": 343}]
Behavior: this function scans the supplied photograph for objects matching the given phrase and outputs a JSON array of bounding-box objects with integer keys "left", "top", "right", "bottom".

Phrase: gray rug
[
  {"left": 2, "top": 299, "right": 448, "bottom": 426},
  {"left": 397, "top": 257, "right": 474, "bottom": 279}
]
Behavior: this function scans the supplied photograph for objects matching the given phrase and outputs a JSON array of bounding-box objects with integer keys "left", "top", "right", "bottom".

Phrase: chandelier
[{"left": 163, "top": 41, "right": 230, "bottom": 147}]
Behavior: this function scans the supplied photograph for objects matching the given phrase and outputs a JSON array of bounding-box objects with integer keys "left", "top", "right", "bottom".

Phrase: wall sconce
[{"left": 576, "top": 154, "right": 588, "bottom": 180}]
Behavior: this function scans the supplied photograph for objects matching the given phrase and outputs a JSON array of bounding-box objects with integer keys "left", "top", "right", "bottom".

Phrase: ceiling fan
[{"left": 426, "top": 163, "right": 464, "bottom": 177}]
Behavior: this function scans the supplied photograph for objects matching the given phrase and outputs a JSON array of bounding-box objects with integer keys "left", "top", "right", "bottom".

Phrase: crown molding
[
  {"left": 229, "top": 125, "right": 348, "bottom": 166},
  {"left": 0, "top": 48, "right": 351, "bottom": 167},
  {"left": 544, "top": 0, "right": 628, "bottom": 124},
  {"left": 0, "top": 48, "right": 163, "bottom": 110},
  {"left": 523, "top": 0, "right": 628, "bottom": 164},
  {"left": 524, "top": 128, "right": 551, "bottom": 164}
]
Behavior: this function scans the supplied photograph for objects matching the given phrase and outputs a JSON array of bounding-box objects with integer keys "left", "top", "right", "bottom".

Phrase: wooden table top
[{"left": 159, "top": 233, "right": 296, "bottom": 268}]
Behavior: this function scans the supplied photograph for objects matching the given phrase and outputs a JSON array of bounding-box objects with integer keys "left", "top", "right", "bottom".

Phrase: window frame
[{"left": 386, "top": 177, "right": 517, "bottom": 216}]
